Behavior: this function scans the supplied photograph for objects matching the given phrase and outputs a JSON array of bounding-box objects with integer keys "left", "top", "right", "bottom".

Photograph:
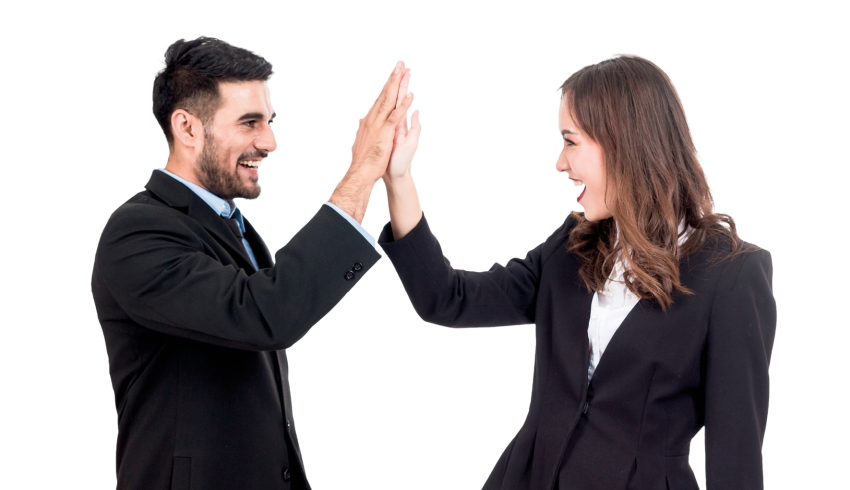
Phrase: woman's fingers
[
  {"left": 396, "top": 68, "right": 411, "bottom": 108},
  {"left": 387, "top": 91, "right": 414, "bottom": 128},
  {"left": 385, "top": 109, "right": 421, "bottom": 181},
  {"left": 407, "top": 110, "right": 421, "bottom": 145}
]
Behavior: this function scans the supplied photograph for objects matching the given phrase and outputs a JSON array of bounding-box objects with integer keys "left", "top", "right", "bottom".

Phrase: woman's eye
[{"left": 564, "top": 138, "right": 575, "bottom": 146}]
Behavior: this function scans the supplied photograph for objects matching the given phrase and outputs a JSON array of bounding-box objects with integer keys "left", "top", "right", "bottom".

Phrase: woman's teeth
[{"left": 573, "top": 180, "right": 584, "bottom": 187}]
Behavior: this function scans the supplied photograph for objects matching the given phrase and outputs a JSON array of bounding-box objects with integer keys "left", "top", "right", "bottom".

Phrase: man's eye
[
  {"left": 268, "top": 119, "right": 274, "bottom": 125},
  {"left": 244, "top": 120, "right": 256, "bottom": 127}
]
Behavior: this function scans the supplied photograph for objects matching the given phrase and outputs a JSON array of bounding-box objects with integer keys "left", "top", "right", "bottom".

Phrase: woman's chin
[{"left": 582, "top": 208, "right": 613, "bottom": 222}]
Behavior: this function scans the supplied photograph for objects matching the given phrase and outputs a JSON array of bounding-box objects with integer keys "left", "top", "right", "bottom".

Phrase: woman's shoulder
[
  {"left": 687, "top": 232, "right": 772, "bottom": 294},
  {"left": 547, "top": 212, "right": 582, "bottom": 243},
  {"left": 534, "top": 212, "right": 583, "bottom": 264}
]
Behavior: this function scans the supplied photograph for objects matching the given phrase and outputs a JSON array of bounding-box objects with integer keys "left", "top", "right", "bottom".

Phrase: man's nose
[{"left": 256, "top": 125, "right": 277, "bottom": 153}]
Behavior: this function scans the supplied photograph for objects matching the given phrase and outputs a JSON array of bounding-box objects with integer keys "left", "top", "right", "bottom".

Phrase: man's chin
[{"left": 241, "top": 184, "right": 261, "bottom": 200}]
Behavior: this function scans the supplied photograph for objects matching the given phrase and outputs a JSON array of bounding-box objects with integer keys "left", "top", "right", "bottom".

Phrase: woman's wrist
[
  {"left": 384, "top": 172, "right": 421, "bottom": 240},
  {"left": 383, "top": 170, "right": 413, "bottom": 189}
]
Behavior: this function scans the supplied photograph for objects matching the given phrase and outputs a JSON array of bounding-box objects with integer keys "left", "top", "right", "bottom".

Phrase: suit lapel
[
  {"left": 586, "top": 253, "right": 708, "bottom": 386},
  {"left": 189, "top": 199, "right": 258, "bottom": 272},
  {"left": 587, "top": 298, "right": 658, "bottom": 386},
  {"left": 144, "top": 170, "right": 258, "bottom": 272},
  {"left": 244, "top": 218, "right": 273, "bottom": 269}
]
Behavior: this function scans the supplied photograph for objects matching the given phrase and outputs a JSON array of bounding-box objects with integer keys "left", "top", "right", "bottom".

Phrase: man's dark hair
[{"left": 152, "top": 37, "right": 273, "bottom": 146}]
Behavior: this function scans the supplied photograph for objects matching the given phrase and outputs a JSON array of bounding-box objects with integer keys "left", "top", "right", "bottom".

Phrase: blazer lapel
[
  {"left": 144, "top": 170, "right": 258, "bottom": 271},
  {"left": 244, "top": 218, "right": 273, "bottom": 269},
  {"left": 587, "top": 254, "right": 709, "bottom": 387},
  {"left": 587, "top": 299, "right": 659, "bottom": 386}
]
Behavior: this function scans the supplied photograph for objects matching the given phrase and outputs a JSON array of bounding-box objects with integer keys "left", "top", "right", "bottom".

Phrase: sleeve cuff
[{"left": 323, "top": 202, "right": 376, "bottom": 247}]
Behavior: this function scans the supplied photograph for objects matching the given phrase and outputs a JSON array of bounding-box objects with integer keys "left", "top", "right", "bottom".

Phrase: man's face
[{"left": 196, "top": 81, "right": 277, "bottom": 200}]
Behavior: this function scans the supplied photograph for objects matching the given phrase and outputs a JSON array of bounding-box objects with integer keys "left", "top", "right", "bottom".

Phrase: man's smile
[{"left": 238, "top": 159, "right": 261, "bottom": 169}]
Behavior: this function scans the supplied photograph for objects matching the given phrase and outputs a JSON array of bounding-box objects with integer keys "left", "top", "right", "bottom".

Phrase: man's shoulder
[
  {"left": 98, "top": 188, "right": 199, "bottom": 247},
  {"left": 109, "top": 189, "right": 184, "bottom": 225}
]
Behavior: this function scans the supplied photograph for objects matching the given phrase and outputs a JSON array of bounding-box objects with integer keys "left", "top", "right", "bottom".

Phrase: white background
[{"left": 1, "top": 1, "right": 847, "bottom": 488}]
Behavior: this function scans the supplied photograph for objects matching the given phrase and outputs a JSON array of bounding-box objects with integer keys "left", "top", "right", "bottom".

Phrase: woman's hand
[
  {"left": 384, "top": 68, "right": 423, "bottom": 240},
  {"left": 384, "top": 68, "right": 420, "bottom": 183}
]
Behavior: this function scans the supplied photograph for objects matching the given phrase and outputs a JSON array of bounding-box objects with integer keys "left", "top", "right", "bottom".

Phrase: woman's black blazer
[{"left": 378, "top": 214, "right": 775, "bottom": 490}]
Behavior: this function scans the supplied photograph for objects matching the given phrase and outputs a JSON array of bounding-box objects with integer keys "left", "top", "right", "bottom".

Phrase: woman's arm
[
  {"left": 379, "top": 79, "right": 570, "bottom": 327},
  {"left": 704, "top": 249, "right": 777, "bottom": 489},
  {"left": 378, "top": 215, "right": 553, "bottom": 328}
]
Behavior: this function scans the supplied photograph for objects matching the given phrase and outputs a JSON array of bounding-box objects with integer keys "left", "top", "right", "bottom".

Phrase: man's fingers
[{"left": 372, "top": 61, "right": 405, "bottom": 119}]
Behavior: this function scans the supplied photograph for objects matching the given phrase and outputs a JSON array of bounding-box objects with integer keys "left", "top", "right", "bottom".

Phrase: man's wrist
[{"left": 329, "top": 170, "right": 376, "bottom": 224}]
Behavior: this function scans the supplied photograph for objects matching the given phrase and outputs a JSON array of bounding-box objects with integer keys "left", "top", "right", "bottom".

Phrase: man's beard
[{"left": 197, "top": 133, "right": 263, "bottom": 200}]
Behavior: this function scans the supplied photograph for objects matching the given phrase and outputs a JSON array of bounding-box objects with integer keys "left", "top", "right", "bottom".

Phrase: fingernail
[{"left": 394, "top": 61, "right": 402, "bottom": 74}]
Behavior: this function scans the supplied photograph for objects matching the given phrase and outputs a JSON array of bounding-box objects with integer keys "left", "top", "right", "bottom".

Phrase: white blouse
[
  {"left": 586, "top": 226, "right": 691, "bottom": 381},
  {"left": 586, "top": 260, "right": 640, "bottom": 380}
]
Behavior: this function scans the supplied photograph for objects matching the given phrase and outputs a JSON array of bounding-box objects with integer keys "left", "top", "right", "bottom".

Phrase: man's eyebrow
[
  {"left": 561, "top": 129, "right": 578, "bottom": 136},
  {"left": 238, "top": 112, "right": 276, "bottom": 122}
]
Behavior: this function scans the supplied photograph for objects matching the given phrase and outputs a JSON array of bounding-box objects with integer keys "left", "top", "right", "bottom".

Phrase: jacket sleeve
[
  {"left": 378, "top": 213, "right": 569, "bottom": 327},
  {"left": 704, "top": 249, "right": 777, "bottom": 489},
  {"left": 93, "top": 204, "right": 381, "bottom": 351}
]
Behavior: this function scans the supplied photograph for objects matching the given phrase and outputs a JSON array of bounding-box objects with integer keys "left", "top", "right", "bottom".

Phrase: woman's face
[{"left": 556, "top": 99, "right": 612, "bottom": 221}]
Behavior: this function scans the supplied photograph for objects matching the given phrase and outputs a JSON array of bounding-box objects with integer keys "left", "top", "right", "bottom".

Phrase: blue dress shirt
[{"left": 158, "top": 169, "right": 375, "bottom": 271}]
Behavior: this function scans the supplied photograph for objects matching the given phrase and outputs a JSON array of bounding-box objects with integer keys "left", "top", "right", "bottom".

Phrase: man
[{"left": 91, "top": 37, "right": 412, "bottom": 490}]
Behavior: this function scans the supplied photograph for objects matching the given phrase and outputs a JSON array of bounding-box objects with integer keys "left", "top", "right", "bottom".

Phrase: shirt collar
[{"left": 157, "top": 168, "right": 237, "bottom": 219}]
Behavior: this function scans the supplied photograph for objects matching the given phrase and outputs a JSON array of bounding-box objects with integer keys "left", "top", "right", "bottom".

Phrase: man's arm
[{"left": 94, "top": 204, "right": 379, "bottom": 351}]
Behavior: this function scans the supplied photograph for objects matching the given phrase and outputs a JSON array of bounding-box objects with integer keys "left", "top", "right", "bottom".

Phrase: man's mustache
[{"left": 238, "top": 150, "right": 269, "bottom": 161}]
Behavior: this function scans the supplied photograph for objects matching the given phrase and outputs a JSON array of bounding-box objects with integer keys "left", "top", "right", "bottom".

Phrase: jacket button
[
  {"left": 283, "top": 468, "right": 291, "bottom": 481},
  {"left": 353, "top": 262, "right": 363, "bottom": 272},
  {"left": 286, "top": 419, "right": 291, "bottom": 432},
  {"left": 344, "top": 271, "right": 355, "bottom": 280}
]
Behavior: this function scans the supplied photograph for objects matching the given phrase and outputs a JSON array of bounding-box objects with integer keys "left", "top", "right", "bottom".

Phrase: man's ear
[{"left": 171, "top": 109, "right": 203, "bottom": 150}]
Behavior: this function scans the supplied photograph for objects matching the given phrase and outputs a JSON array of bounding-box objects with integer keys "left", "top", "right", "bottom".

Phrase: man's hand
[{"left": 329, "top": 62, "right": 414, "bottom": 223}]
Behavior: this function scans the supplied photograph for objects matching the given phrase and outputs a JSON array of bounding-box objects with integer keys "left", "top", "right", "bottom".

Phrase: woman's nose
[{"left": 556, "top": 152, "right": 570, "bottom": 172}]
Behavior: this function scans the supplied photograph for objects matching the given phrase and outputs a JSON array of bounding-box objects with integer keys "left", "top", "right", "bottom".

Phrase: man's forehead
[{"left": 217, "top": 80, "right": 274, "bottom": 116}]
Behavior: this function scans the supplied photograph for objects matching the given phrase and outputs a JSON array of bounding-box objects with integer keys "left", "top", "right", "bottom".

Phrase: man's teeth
[
  {"left": 573, "top": 180, "right": 584, "bottom": 187},
  {"left": 239, "top": 161, "right": 260, "bottom": 169}
]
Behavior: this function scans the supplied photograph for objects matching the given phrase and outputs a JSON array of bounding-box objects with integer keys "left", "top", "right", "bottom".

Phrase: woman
[{"left": 378, "top": 56, "right": 775, "bottom": 490}]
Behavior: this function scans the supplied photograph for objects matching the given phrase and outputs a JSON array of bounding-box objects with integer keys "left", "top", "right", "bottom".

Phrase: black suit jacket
[
  {"left": 379, "top": 214, "right": 775, "bottom": 490},
  {"left": 92, "top": 171, "right": 380, "bottom": 490}
]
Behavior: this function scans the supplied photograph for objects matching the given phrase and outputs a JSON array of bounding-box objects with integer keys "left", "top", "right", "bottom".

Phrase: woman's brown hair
[{"left": 561, "top": 55, "right": 744, "bottom": 310}]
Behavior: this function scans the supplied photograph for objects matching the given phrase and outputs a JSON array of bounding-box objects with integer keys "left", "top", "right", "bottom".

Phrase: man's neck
[{"left": 164, "top": 154, "right": 204, "bottom": 189}]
